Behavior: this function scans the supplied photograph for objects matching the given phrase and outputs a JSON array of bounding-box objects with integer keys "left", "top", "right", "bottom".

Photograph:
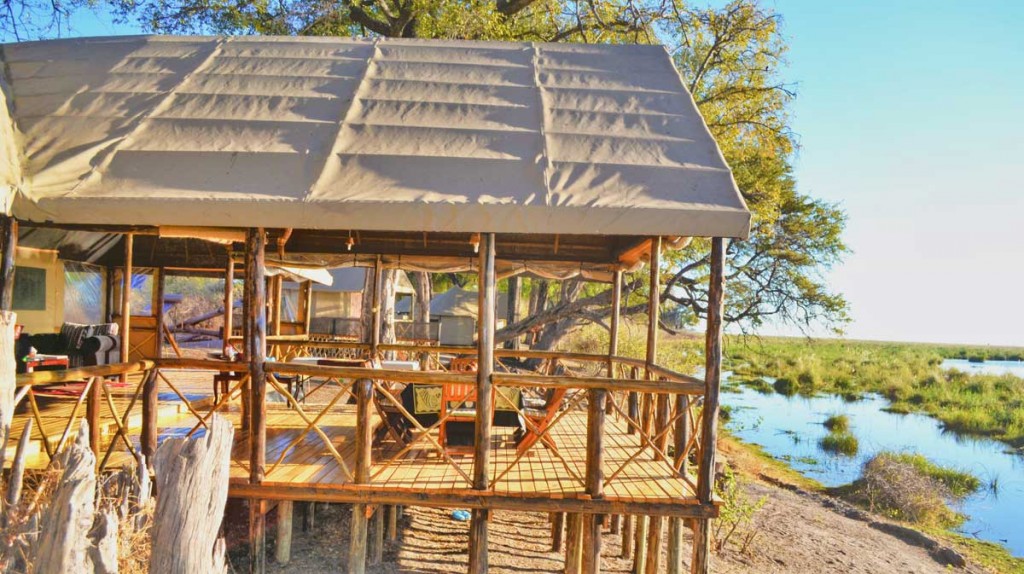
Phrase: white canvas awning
[{"left": 0, "top": 35, "right": 749, "bottom": 239}]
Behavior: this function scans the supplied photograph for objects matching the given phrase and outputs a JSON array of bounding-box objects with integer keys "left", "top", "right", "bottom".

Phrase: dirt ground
[{"left": 223, "top": 478, "right": 991, "bottom": 574}]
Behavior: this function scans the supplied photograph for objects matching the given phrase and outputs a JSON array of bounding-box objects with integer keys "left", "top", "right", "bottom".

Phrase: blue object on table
[{"left": 451, "top": 509, "right": 471, "bottom": 522}]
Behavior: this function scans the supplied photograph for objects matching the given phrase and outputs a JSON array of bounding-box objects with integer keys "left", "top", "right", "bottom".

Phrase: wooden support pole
[
  {"left": 607, "top": 270, "right": 622, "bottom": 414},
  {"left": 469, "top": 232, "right": 496, "bottom": 574},
  {"left": 86, "top": 377, "right": 100, "bottom": 457},
  {"left": 387, "top": 505, "right": 398, "bottom": 541},
  {"left": 644, "top": 236, "right": 661, "bottom": 381},
  {"left": 275, "top": 501, "right": 293, "bottom": 564},
  {"left": 565, "top": 513, "right": 584, "bottom": 574},
  {"left": 371, "top": 505, "right": 385, "bottom": 564},
  {"left": 644, "top": 516, "right": 663, "bottom": 574},
  {"left": 668, "top": 393, "right": 691, "bottom": 574},
  {"left": 633, "top": 516, "right": 648, "bottom": 574},
  {"left": 140, "top": 369, "right": 159, "bottom": 467},
  {"left": 105, "top": 267, "right": 115, "bottom": 323},
  {"left": 245, "top": 228, "right": 268, "bottom": 574},
  {"left": 0, "top": 216, "right": 17, "bottom": 311},
  {"left": 552, "top": 512, "right": 565, "bottom": 552},
  {"left": 370, "top": 256, "right": 382, "bottom": 358},
  {"left": 271, "top": 275, "right": 283, "bottom": 336},
  {"left": 504, "top": 275, "right": 520, "bottom": 350},
  {"left": 349, "top": 376, "right": 373, "bottom": 574},
  {"left": 224, "top": 251, "right": 234, "bottom": 355},
  {"left": 301, "top": 280, "right": 313, "bottom": 335},
  {"left": 120, "top": 233, "right": 134, "bottom": 365},
  {"left": 155, "top": 268, "right": 165, "bottom": 359},
  {"left": 582, "top": 387, "right": 606, "bottom": 574},
  {"left": 667, "top": 517, "right": 685, "bottom": 574},
  {"left": 691, "top": 238, "right": 725, "bottom": 574},
  {"left": 620, "top": 515, "right": 633, "bottom": 559}
]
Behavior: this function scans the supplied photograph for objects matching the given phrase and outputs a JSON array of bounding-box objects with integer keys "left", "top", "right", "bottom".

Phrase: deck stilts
[
  {"left": 583, "top": 387, "right": 606, "bottom": 574},
  {"left": 551, "top": 512, "right": 565, "bottom": 552},
  {"left": 564, "top": 513, "right": 583, "bottom": 574},
  {"left": 387, "top": 505, "right": 398, "bottom": 541},
  {"left": 369, "top": 505, "right": 384, "bottom": 564},
  {"left": 620, "top": 515, "right": 633, "bottom": 559},
  {"left": 245, "top": 228, "right": 268, "bottom": 574},
  {"left": 349, "top": 376, "right": 374, "bottom": 573},
  {"left": 644, "top": 516, "right": 663, "bottom": 574},
  {"left": 632, "top": 516, "right": 648, "bottom": 574},
  {"left": 469, "top": 232, "right": 496, "bottom": 574},
  {"left": 691, "top": 237, "right": 725, "bottom": 574},
  {"left": 275, "top": 501, "right": 293, "bottom": 564}
]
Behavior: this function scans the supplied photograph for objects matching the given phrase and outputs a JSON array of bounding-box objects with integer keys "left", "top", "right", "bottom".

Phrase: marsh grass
[
  {"left": 819, "top": 431, "right": 859, "bottom": 456},
  {"left": 822, "top": 414, "right": 850, "bottom": 433}
]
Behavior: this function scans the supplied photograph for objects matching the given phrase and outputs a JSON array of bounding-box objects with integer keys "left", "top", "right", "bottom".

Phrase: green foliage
[
  {"left": 818, "top": 431, "right": 858, "bottom": 457},
  {"left": 713, "top": 466, "right": 766, "bottom": 554},
  {"left": 822, "top": 414, "right": 849, "bottom": 433}
]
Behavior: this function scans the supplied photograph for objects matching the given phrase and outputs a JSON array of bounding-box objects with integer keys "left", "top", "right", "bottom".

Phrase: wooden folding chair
[{"left": 516, "top": 387, "right": 568, "bottom": 455}]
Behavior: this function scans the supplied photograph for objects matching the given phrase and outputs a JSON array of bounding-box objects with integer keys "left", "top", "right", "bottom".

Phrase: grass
[
  {"left": 878, "top": 452, "right": 980, "bottom": 497},
  {"left": 925, "top": 529, "right": 1024, "bottom": 574},
  {"left": 721, "top": 337, "right": 1024, "bottom": 450},
  {"left": 819, "top": 431, "right": 859, "bottom": 456},
  {"left": 822, "top": 414, "right": 850, "bottom": 433}
]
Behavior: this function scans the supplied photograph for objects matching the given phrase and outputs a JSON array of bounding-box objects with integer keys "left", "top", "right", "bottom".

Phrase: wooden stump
[
  {"left": 0, "top": 311, "right": 15, "bottom": 472},
  {"left": 150, "top": 414, "right": 233, "bottom": 574}
]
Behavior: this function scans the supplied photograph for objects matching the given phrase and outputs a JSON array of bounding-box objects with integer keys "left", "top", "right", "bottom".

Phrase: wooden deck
[{"left": 8, "top": 368, "right": 706, "bottom": 515}]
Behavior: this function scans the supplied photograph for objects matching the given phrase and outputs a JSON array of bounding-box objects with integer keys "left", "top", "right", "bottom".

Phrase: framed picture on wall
[{"left": 13, "top": 266, "right": 46, "bottom": 311}]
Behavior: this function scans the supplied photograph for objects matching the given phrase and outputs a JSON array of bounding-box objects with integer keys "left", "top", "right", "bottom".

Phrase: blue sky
[
  {"left": 767, "top": 0, "right": 1024, "bottom": 346},
  {"left": 8, "top": 2, "right": 1024, "bottom": 346}
]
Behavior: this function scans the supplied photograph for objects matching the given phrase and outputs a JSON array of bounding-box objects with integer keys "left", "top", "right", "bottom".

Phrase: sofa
[{"left": 16, "top": 322, "right": 121, "bottom": 373}]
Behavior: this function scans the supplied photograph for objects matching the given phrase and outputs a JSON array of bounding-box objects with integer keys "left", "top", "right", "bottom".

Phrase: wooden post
[
  {"left": 140, "top": 369, "right": 159, "bottom": 467},
  {"left": 224, "top": 251, "right": 235, "bottom": 355},
  {"left": 370, "top": 256, "right": 382, "bottom": 358},
  {"left": 469, "top": 232, "right": 496, "bottom": 574},
  {"left": 369, "top": 505, "right": 384, "bottom": 564},
  {"left": 155, "top": 268, "right": 165, "bottom": 359},
  {"left": 349, "top": 376, "right": 374, "bottom": 574},
  {"left": 607, "top": 270, "right": 622, "bottom": 418},
  {"left": 551, "top": 512, "right": 565, "bottom": 552},
  {"left": 301, "top": 280, "right": 313, "bottom": 335},
  {"left": 150, "top": 415, "right": 233, "bottom": 573},
  {"left": 644, "top": 237, "right": 661, "bottom": 381},
  {"left": 644, "top": 516, "right": 663, "bottom": 574},
  {"left": 668, "top": 393, "right": 691, "bottom": 574},
  {"left": 504, "top": 275, "right": 520, "bottom": 350},
  {"left": 0, "top": 216, "right": 17, "bottom": 311},
  {"left": 35, "top": 424, "right": 95, "bottom": 573},
  {"left": 120, "top": 233, "right": 133, "bottom": 365},
  {"left": 86, "top": 377, "right": 100, "bottom": 457},
  {"left": 633, "top": 516, "right": 648, "bottom": 574},
  {"left": 582, "top": 387, "right": 606, "bottom": 574},
  {"left": 271, "top": 275, "right": 283, "bottom": 336},
  {"left": 691, "top": 238, "right": 725, "bottom": 574},
  {"left": 0, "top": 311, "right": 16, "bottom": 474},
  {"left": 620, "top": 515, "right": 633, "bottom": 559},
  {"left": 105, "top": 267, "right": 115, "bottom": 323},
  {"left": 276, "top": 501, "right": 293, "bottom": 564},
  {"left": 245, "top": 228, "right": 268, "bottom": 574},
  {"left": 387, "top": 505, "right": 398, "bottom": 541},
  {"left": 565, "top": 513, "right": 583, "bottom": 574}
]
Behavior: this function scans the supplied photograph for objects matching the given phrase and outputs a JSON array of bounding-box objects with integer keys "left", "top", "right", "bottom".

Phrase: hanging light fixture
[{"left": 470, "top": 233, "right": 481, "bottom": 254}]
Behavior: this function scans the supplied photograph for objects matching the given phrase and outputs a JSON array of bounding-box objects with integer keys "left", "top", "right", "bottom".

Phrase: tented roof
[{"left": 0, "top": 35, "right": 749, "bottom": 239}]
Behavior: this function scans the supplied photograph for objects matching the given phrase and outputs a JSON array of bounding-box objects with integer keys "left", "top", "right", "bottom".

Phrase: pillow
[{"left": 60, "top": 322, "right": 92, "bottom": 351}]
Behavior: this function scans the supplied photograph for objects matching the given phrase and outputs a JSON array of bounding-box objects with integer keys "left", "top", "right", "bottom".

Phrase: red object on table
[{"left": 24, "top": 354, "right": 70, "bottom": 373}]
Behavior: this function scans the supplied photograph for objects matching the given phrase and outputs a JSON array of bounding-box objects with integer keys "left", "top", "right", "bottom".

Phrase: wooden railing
[{"left": 12, "top": 349, "right": 710, "bottom": 518}]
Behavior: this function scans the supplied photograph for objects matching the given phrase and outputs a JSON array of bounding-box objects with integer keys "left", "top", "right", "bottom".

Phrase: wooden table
[{"left": 23, "top": 354, "right": 69, "bottom": 373}]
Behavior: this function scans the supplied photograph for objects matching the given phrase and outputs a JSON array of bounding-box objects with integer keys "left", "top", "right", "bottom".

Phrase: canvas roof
[
  {"left": 396, "top": 286, "right": 509, "bottom": 318},
  {"left": 0, "top": 35, "right": 749, "bottom": 239}
]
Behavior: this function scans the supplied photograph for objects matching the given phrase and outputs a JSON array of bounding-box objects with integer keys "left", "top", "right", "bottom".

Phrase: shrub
[
  {"left": 819, "top": 431, "right": 858, "bottom": 456},
  {"left": 823, "top": 414, "right": 850, "bottom": 433},
  {"left": 773, "top": 377, "right": 797, "bottom": 397},
  {"left": 713, "top": 467, "right": 766, "bottom": 555},
  {"left": 797, "top": 369, "right": 820, "bottom": 392},
  {"left": 846, "top": 453, "right": 966, "bottom": 528},
  {"left": 878, "top": 452, "right": 980, "bottom": 497}
]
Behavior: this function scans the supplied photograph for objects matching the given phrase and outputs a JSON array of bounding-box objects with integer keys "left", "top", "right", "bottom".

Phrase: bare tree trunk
[
  {"left": 379, "top": 270, "right": 397, "bottom": 359},
  {"left": 360, "top": 269, "right": 374, "bottom": 342},
  {"left": 409, "top": 271, "right": 432, "bottom": 366},
  {"left": 149, "top": 415, "right": 233, "bottom": 574},
  {"left": 35, "top": 422, "right": 96, "bottom": 574},
  {"left": 0, "top": 311, "right": 15, "bottom": 472}
]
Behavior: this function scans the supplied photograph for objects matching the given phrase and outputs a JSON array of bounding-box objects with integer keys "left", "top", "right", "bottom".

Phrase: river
[{"left": 723, "top": 362, "right": 1024, "bottom": 556}]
